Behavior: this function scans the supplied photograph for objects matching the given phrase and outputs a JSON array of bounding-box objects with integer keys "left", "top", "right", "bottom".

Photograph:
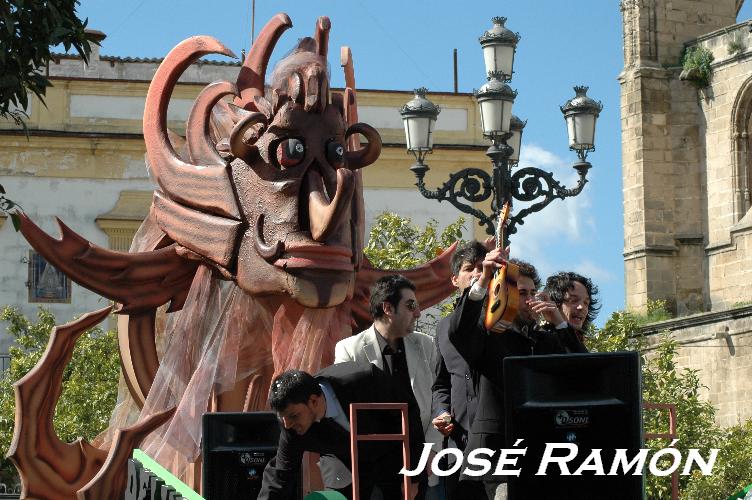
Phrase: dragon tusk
[
  {"left": 308, "top": 168, "right": 355, "bottom": 241},
  {"left": 315, "top": 16, "right": 331, "bottom": 58},
  {"left": 143, "top": 35, "right": 241, "bottom": 220}
]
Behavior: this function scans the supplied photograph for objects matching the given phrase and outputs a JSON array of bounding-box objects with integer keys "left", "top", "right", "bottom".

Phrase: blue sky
[{"left": 73, "top": 1, "right": 752, "bottom": 326}]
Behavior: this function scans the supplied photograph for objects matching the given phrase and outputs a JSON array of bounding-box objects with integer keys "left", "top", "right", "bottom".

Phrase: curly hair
[
  {"left": 369, "top": 274, "right": 416, "bottom": 319},
  {"left": 268, "top": 369, "right": 322, "bottom": 412},
  {"left": 509, "top": 258, "right": 541, "bottom": 290},
  {"left": 544, "top": 272, "right": 600, "bottom": 327},
  {"left": 450, "top": 240, "right": 488, "bottom": 276}
]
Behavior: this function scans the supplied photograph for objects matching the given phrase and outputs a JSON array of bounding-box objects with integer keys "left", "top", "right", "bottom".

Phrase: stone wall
[
  {"left": 621, "top": 1, "right": 752, "bottom": 429},
  {"left": 621, "top": 1, "right": 752, "bottom": 313},
  {"left": 689, "top": 23, "right": 752, "bottom": 310},
  {"left": 620, "top": 58, "right": 707, "bottom": 314},
  {"left": 642, "top": 306, "right": 752, "bottom": 427}
]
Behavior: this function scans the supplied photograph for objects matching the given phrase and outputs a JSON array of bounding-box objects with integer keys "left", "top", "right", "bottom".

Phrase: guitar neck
[
  {"left": 496, "top": 224, "right": 505, "bottom": 249},
  {"left": 496, "top": 203, "right": 509, "bottom": 249}
]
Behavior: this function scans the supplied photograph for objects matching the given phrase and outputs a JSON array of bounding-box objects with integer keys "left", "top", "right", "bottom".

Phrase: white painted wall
[
  {"left": 0, "top": 177, "right": 154, "bottom": 353},
  {"left": 358, "top": 105, "right": 467, "bottom": 131},
  {"left": 70, "top": 95, "right": 196, "bottom": 122},
  {"left": 66, "top": 96, "right": 470, "bottom": 133}
]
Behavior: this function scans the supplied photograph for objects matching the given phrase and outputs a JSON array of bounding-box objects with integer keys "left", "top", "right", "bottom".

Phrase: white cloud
[
  {"left": 518, "top": 144, "right": 567, "bottom": 170},
  {"left": 516, "top": 144, "right": 592, "bottom": 240},
  {"left": 573, "top": 260, "right": 617, "bottom": 284},
  {"left": 508, "top": 143, "right": 596, "bottom": 280}
]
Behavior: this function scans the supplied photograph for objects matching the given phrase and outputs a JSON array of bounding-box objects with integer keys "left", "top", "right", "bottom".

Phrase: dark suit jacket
[
  {"left": 258, "top": 362, "right": 425, "bottom": 499},
  {"left": 447, "top": 291, "right": 587, "bottom": 479},
  {"left": 432, "top": 314, "right": 479, "bottom": 450}
]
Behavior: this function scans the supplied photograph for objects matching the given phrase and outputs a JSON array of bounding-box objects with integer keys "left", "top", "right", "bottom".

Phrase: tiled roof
[{"left": 50, "top": 52, "right": 240, "bottom": 66}]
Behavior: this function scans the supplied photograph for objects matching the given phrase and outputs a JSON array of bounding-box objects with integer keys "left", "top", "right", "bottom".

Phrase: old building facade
[{"left": 621, "top": 0, "right": 752, "bottom": 425}]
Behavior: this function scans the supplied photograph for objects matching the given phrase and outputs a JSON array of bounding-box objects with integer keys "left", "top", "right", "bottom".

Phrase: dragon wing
[
  {"left": 7, "top": 307, "right": 176, "bottom": 499},
  {"left": 18, "top": 212, "right": 198, "bottom": 314}
]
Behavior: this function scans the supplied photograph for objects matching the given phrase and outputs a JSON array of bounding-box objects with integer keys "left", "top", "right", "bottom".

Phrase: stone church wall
[
  {"left": 622, "top": 0, "right": 752, "bottom": 427},
  {"left": 643, "top": 306, "right": 752, "bottom": 427}
]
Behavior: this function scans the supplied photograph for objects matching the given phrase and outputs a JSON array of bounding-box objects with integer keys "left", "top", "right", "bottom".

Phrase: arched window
[{"left": 730, "top": 74, "right": 752, "bottom": 221}]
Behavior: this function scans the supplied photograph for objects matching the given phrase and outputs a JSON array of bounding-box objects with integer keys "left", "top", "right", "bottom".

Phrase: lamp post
[{"left": 400, "top": 17, "right": 602, "bottom": 247}]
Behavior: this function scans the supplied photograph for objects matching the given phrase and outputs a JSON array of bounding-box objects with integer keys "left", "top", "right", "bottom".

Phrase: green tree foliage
[
  {"left": 364, "top": 212, "right": 466, "bottom": 330},
  {"left": 364, "top": 212, "right": 465, "bottom": 270},
  {"left": 683, "top": 420, "right": 752, "bottom": 500},
  {"left": 640, "top": 333, "right": 720, "bottom": 499},
  {"left": 681, "top": 45, "right": 714, "bottom": 88},
  {"left": 0, "top": 307, "right": 119, "bottom": 484},
  {"left": 639, "top": 298, "right": 673, "bottom": 325},
  {"left": 0, "top": 0, "right": 98, "bottom": 126}
]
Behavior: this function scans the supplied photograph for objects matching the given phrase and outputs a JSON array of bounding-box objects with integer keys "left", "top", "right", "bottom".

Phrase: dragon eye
[
  {"left": 327, "top": 141, "right": 345, "bottom": 167},
  {"left": 276, "top": 138, "right": 305, "bottom": 168}
]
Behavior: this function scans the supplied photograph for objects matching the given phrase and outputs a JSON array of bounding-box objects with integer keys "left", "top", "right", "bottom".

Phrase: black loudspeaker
[
  {"left": 504, "top": 351, "right": 643, "bottom": 500},
  {"left": 202, "top": 411, "right": 299, "bottom": 500}
]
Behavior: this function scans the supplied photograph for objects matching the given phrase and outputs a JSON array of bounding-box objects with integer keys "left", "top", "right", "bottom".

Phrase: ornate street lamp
[
  {"left": 400, "top": 87, "right": 441, "bottom": 179},
  {"left": 475, "top": 72, "right": 517, "bottom": 139},
  {"left": 479, "top": 16, "right": 520, "bottom": 81},
  {"left": 400, "top": 17, "right": 602, "bottom": 246},
  {"left": 561, "top": 85, "right": 603, "bottom": 164},
  {"left": 508, "top": 115, "right": 526, "bottom": 166}
]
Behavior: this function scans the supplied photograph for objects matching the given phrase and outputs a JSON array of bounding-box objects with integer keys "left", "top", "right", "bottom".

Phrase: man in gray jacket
[{"left": 335, "top": 274, "right": 442, "bottom": 498}]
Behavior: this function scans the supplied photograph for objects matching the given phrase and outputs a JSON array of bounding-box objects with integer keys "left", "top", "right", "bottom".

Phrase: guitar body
[
  {"left": 484, "top": 261, "right": 520, "bottom": 332},
  {"left": 483, "top": 201, "right": 520, "bottom": 333}
]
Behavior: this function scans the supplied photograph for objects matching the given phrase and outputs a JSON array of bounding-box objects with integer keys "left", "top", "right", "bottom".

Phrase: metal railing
[
  {"left": 643, "top": 402, "right": 678, "bottom": 500},
  {"left": 349, "top": 402, "right": 411, "bottom": 500}
]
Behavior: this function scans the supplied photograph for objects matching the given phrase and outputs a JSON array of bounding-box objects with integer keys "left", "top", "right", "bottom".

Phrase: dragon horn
[
  {"left": 315, "top": 17, "right": 331, "bottom": 58},
  {"left": 235, "top": 13, "right": 293, "bottom": 109},
  {"left": 143, "top": 35, "right": 241, "bottom": 219}
]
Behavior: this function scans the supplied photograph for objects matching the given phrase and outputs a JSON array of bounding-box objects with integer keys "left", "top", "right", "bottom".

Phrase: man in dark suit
[
  {"left": 258, "top": 362, "right": 425, "bottom": 500},
  {"left": 431, "top": 240, "right": 489, "bottom": 500},
  {"left": 448, "top": 248, "right": 586, "bottom": 499}
]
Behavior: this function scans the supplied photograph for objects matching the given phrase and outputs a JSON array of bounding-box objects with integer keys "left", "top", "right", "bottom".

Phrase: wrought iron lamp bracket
[
  {"left": 506, "top": 161, "right": 591, "bottom": 237},
  {"left": 412, "top": 165, "right": 498, "bottom": 235}
]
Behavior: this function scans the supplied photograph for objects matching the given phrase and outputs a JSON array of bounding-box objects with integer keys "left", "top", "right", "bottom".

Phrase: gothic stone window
[
  {"left": 27, "top": 250, "right": 71, "bottom": 303},
  {"left": 731, "top": 74, "right": 752, "bottom": 221}
]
